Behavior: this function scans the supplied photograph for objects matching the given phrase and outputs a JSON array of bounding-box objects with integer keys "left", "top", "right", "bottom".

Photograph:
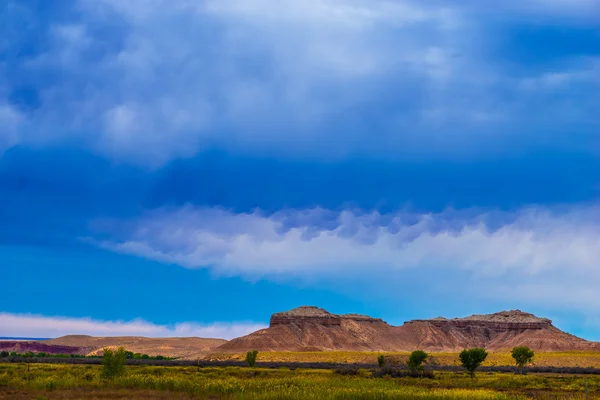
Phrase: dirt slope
[
  {"left": 45, "top": 336, "right": 227, "bottom": 359},
  {"left": 216, "top": 307, "right": 599, "bottom": 353},
  {"left": 1, "top": 336, "right": 227, "bottom": 359}
]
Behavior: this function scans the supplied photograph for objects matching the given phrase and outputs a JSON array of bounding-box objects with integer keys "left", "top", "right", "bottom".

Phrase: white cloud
[
  {"left": 0, "top": 312, "right": 265, "bottom": 340},
  {"left": 90, "top": 204, "right": 600, "bottom": 317},
  {"left": 94, "top": 205, "right": 600, "bottom": 278}
]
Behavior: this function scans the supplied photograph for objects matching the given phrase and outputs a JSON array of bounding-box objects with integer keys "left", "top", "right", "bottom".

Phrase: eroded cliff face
[
  {"left": 406, "top": 310, "right": 553, "bottom": 333},
  {"left": 217, "top": 307, "right": 598, "bottom": 353},
  {"left": 269, "top": 306, "right": 383, "bottom": 327}
]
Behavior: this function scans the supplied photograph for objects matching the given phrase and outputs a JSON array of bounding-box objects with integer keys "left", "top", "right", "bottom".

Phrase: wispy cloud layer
[
  {"left": 0, "top": 313, "right": 265, "bottom": 340},
  {"left": 96, "top": 205, "right": 600, "bottom": 277},
  {"left": 92, "top": 203, "right": 600, "bottom": 313}
]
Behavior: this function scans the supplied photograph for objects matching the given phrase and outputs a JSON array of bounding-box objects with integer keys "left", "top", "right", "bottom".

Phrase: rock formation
[
  {"left": 219, "top": 306, "right": 410, "bottom": 352},
  {"left": 217, "top": 307, "right": 600, "bottom": 353}
]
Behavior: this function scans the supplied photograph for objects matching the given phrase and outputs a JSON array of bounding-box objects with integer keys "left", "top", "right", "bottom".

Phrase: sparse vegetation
[
  {"left": 246, "top": 350, "right": 258, "bottom": 368},
  {"left": 102, "top": 347, "right": 127, "bottom": 379},
  {"left": 408, "top": 350, "right": 428, "bottom": 373},
  {"left": 2, "top": 362, "right": 600, "bottom": 399},
  {"left": 0, "top": 351, "right": 171, "bottom": 361},
  {"left": 511, "top": 347, "right": 534, "bottom": 375},
  {"left": 460, "top": 348, "right": 488, "bottom": 378},
  {"left": 205, "top": 350, "right": 600, "bottom": 368}
]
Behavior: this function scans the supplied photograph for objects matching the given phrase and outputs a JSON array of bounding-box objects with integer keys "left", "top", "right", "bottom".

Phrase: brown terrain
[
  {"left": 0, "top": 335, "right": 226, "bottom": 359},
  {"left": 217, "top": 306, "right": 600, "bottom": 353},
  {"left": 3, "top": 306, "right": 598, "bottom": 358}
]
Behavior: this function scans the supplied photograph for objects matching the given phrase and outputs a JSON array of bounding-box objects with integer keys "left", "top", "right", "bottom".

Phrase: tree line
[
  {"left": 373, "top": 345, "right": 535, "bottom": 378},
  {"left": 0, "top": 350, "right": 172, "bottom": 361}
]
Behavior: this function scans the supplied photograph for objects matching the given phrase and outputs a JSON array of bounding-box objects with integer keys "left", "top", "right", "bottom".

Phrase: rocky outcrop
[
  {"left": 407, "top": 310, "right": 552, "bottom": 333},
  {"left": 216, "top": 306, "right": 600, "bottom": 353},
  {"left": 219, "top": 306, "right": 406, "bottom": 352},
  {"left": 270, "top": 306, "right": 342, "bottom": 327},
  {"left": 269, "top": 306, "right": 384, "bottom": 327}
]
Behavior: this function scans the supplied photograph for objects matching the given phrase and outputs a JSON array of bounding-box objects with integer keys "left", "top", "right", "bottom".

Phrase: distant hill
[
  {"left": 0, "top": 335, "right": 227, "bottom": 359},
  {"left": 5, "top": 307, "right": 598, "bottom": 358},
  {"left": 217, "top": 306, "right": 600, "bottom": 353}
]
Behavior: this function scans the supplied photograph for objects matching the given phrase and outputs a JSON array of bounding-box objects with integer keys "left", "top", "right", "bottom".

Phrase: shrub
[
  {"left": 377, "top": 355, "right": 385, "bottom": 368},
  {"left": 511, "top": 346, "right": 534, "bottom": 375},
  {"left": 246, "top": 350, "right": 258, "bottom": 368},
  {"left": 407, "top": 350, "right": 428, "bottom": 373},
  {"left": 334, "top": 366, "right": 360, "bottom": 376},
  {"left": 102, "top": 347, "right": 127, "bottom": 379},
  {"left": 83, "top": 371, "right": 95, "bottom": 382},
  {"left": 45, "top": 379, "right": 57, "bottom": 391},
  {"left": 0, "top": 351, "right": 9, "bottom": 358},
  {"left": 459, "top": 348, "right": 488, "bottom": 378},
  {"left": 372, "top": 367, "right": 434, "bottom": 379}
]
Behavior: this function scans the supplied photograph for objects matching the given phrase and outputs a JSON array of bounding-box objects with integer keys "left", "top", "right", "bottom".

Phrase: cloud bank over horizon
[{"left": 0, "top": 313, "right": 266, "bottom": 340}]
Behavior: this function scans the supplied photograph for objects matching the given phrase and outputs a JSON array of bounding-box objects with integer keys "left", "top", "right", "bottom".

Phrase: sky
[{"left": 0, "top": 0, "right": 599, "bottom": 340}]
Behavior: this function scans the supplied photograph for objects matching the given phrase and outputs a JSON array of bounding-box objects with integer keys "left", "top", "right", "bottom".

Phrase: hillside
[
  {"left": 219, "top": 306, "right": 413, "bottom": 352},
  {"left": 216, "top": 307, "right": 599, "bottom": 353},
  {"left": 1, "top": 336, "right": 227, "bottom": 359}
]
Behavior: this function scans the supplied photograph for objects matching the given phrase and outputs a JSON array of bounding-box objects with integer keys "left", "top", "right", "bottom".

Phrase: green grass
[
  {"left": 209, "top": 351, "right": 600, "bottom": 368},
  {"left": 1, "top": 363, "right": 598, "bottom": 399}
]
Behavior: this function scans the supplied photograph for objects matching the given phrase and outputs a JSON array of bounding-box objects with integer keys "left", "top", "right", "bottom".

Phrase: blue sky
[{"left": 1, "top": 0, "right": 599, "bottom": 340}]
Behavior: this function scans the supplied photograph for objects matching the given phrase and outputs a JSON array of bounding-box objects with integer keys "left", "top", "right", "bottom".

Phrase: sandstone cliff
[{"left": 217, "top": 307, "right": 599, "bottom": 353}]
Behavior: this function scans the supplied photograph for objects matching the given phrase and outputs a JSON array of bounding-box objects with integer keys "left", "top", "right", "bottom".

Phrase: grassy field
[
  {"left": 2, "top": 362, "right": 600, "bottom": 399},
  {"left": 209, "top": 351, "right": 600, "bottom": 368}
]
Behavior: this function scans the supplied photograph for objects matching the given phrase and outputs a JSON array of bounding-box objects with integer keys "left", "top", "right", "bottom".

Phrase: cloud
[
  {"left": 0, "top": 102, "right": 23, "bottom": 151},
  {"left": 2, "top": 0, "right": 597, "bottom": 165},
  {"left": 0, "top": 312, "right": 265, "bottom": 340},
  {"left": 94, "top": 204, "right": 600, "bottom": 278},
  {"left": 89, "top": 203, "right": 600, "bottom": 318}
]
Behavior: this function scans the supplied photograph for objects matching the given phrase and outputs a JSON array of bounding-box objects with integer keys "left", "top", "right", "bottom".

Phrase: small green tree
[
  {"left": 246, "top": 350, "right": 258, "bottom": 368},
  {"left": 407, "top": 350, "right": 428, "bottom": 373},
  {"left": 511, "top": 346, "right": 534, "bottom": 375},
  {"left": 102, "top": 347, "right": 127, "bottom": 379},
  {"left": 459, "top": 348, "right": 488, "bottom": 378},
  {"left": 377, "top": 354, "right": 385, "bottom": 368}
]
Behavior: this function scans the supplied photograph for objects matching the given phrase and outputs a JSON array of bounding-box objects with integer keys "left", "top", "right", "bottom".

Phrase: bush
[
  {"left": 407, "top": 350, "right": 428, "bottom": 373},
  {"left": 372, "top": 367, "right": 434, "bottom": 379},
  {"left": 512, "top": 346, "right": 534, "bottom": 374},
  {"left": 334, "top": 366, "right": 360, "bottom": 376},
  {"left": 246, "top": 350, "right": 258, "bottom": 368},
  {"left": 83, "top": 371, "right": 95, "bottom": 382},
  {"left": 459, "top": 348, "right": 488, "bottom": 378},
  {"left": 0, "top": 351, "right": 9, "bottom": 358},
  {"left": 102, "top": 347, "right": 127, "bottom": 379},
  {"left": 377, "top": 355, "right": 385, "bottom": 368}
]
